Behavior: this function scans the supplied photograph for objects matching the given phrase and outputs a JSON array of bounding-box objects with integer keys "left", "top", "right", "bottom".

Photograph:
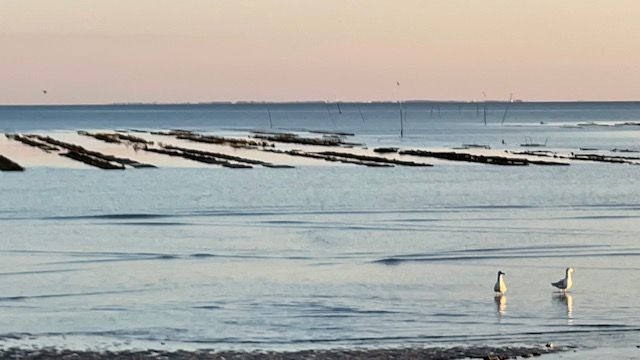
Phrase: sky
[{"left": 2, "top": 0, "right": 640, "bottom": 104}]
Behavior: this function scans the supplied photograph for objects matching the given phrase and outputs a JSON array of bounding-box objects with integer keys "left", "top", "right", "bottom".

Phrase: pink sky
[{"left": 2, "top": 0, "right": 640, "bottom": 104}]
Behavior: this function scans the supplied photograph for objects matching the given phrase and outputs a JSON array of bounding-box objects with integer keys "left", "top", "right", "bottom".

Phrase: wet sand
[{"left": 0, "top": 345, "right": 562, "bottom": 359}]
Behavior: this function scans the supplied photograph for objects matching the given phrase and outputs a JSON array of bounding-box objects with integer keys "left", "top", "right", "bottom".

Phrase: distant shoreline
[{"left": 3, "top": 100, "right": 640, "bottom": 107}]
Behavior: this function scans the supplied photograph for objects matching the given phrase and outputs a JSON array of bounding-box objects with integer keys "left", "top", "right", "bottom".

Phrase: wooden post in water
[
  {"left": 501, "top": 93, "right": 513, "bottom": 126},
  {"left": 483, "top": 104, "right": 487, "bottom": 126},
  {"left": 359, "top": 108, "right": 366, "bottom": 124},
  {"left": 399, "top": 101, "right": 404, "bottom": 138},
  {"left": 482, "top": 91, "right": 488, "bottom": 126},
  {"left": 396, "top": 81, "right": 404, "bottom": 138}
]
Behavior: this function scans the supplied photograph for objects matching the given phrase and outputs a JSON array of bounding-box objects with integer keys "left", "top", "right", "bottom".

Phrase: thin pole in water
[
  {"left": 397, "top": 81, "right": 403, "bottom": 138},
  {"left": 483, "top": 105, "right": 487, "bottom": 126},
  {"left": 399, "top": 103, "right": 404, "bottom": 138},
  {"left": 482, "top": 91, "right": 488, "bottom": 126},
  {"left": 325, "top": 101, "right": 337, "bottom": 127},
  {"left": 501, "top": 93, "right": 513, "bottom": 126},
  {"left": 359, "top": 108, "right": 366, "bottom": 124},
  {"left": 267, "top": 105, "right": 273, "bottom": 129}
]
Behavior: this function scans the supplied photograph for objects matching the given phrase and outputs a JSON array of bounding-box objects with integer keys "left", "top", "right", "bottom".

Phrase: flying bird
[
  {"left": 494, "top": 270, "right": 507, "bottom": 294},
  {"left": 551, "top": 267, "right": 575, "bottom": 292},
  {"left": 42, "top": 89, "right": 48, "bottom": 94}
]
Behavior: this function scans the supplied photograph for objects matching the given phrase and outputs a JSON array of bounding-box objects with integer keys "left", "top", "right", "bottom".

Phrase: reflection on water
[
  {"left": 554, "top": 293, "right": 574, "bottom": 319},
  {"left": 494, "top": 294, "right": 507, "bottom": 316}
]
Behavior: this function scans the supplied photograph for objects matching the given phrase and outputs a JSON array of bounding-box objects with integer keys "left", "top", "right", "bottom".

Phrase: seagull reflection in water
[
  {"left": 553, "top": 293, "right": 574, "bottom": 319},
  {"left": 494, "top": 294, "right": 507, "bottom": 316}
]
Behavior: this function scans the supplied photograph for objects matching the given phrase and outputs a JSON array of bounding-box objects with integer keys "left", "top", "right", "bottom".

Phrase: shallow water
[{"left": 1, "top": 103, "right": 640, "bottom": 352}]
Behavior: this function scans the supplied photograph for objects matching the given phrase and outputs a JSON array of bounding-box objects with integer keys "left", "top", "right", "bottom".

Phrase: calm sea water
[{"left": 1, "top": 103, "right": 640, "bottom": 352}]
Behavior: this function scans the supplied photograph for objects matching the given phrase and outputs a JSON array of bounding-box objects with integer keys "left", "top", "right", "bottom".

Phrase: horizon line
[{"left": 4, "top": 99, "right": 640, "bottom": 107}]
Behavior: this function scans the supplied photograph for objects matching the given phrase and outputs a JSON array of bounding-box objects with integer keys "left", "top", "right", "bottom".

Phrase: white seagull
[
  {"left": 551, "top": 267, "right": 575, "bottom": 292},
  {"left": 493, "top": 270, "right": 507, "bottom": 294}
]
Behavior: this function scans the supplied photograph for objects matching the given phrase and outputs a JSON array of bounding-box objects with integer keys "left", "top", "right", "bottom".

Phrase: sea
[{"left": 1, "top": 102, "right": 640, "bottom": 354}]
